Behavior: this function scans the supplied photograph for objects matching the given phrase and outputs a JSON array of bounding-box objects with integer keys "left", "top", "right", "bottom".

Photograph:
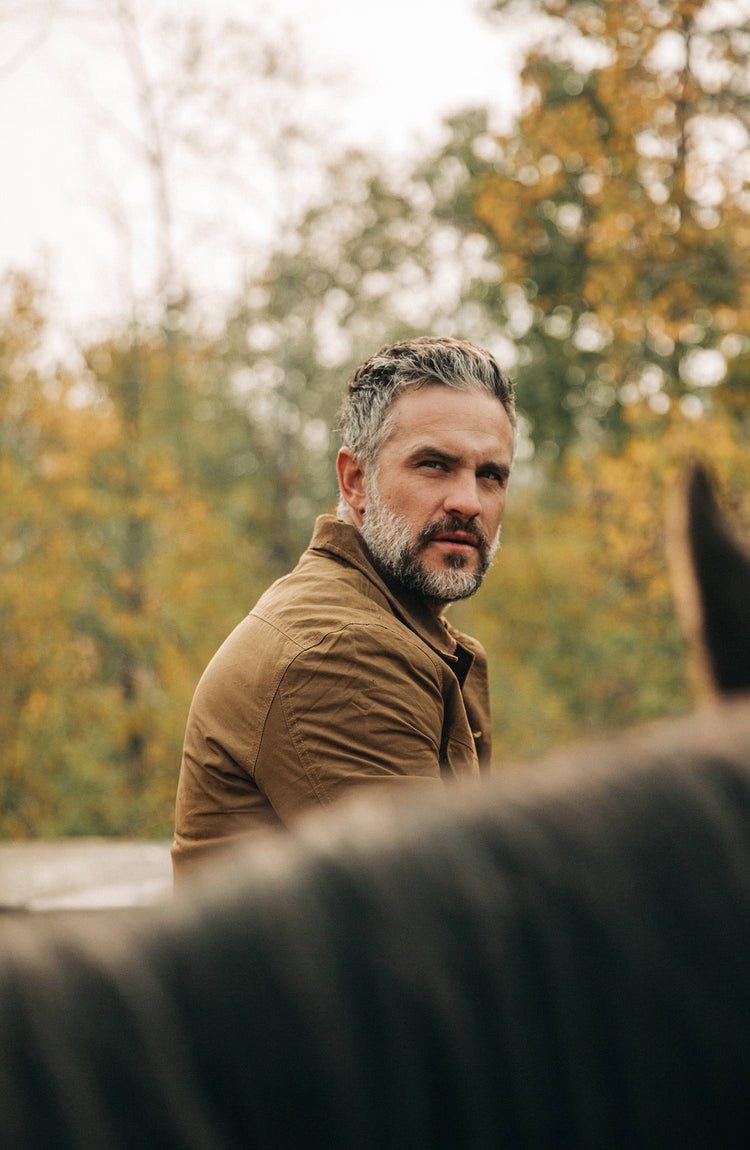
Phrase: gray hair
[{"left": 337, "top": 336, "right": 516, "bottom": 473}]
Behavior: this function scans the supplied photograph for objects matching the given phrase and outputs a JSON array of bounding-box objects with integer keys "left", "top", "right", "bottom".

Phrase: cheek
[
  {"left": 485, "top": 493, "right": 507, "bottom": 529},
  {"left": 400, "top": 481, "right": 439, "bottom": 516}
]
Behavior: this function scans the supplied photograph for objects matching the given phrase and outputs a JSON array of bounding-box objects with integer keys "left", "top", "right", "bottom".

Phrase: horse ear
[{"left": 668, "top": 463, "right": 750, "bottom": 700}]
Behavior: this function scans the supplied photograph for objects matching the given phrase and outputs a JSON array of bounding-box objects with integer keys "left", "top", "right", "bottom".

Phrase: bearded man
[{"left": 172, "top": 337, "right": 516, "bottom": 882}]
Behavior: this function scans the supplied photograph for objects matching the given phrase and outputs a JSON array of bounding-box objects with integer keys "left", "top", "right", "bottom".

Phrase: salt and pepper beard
[{"left": 359, "top": 475, "right": 500, "bottom": 607}]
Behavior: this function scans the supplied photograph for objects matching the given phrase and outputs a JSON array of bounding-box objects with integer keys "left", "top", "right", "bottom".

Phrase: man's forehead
[{"left": 385, "top": 384, "right": 513, "bottom": 449}]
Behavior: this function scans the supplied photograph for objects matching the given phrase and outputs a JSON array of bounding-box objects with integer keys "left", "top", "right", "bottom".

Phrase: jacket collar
[{"left": 308, "top": 515, "right": 475, "bottom": 673}]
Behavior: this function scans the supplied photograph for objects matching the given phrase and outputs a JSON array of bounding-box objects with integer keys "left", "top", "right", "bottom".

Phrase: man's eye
[{"left": 419, "top": 460, "right": 446, "bottom": 471}]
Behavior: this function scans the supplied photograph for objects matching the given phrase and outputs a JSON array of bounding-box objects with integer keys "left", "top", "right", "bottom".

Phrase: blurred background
[{"left": 1, "top": 0, "right": 748, "bottom": 850}]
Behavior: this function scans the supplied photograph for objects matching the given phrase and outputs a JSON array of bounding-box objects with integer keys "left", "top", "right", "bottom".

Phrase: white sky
[{"left": 0, "top": 0, "right": 525, "bottom": 345}]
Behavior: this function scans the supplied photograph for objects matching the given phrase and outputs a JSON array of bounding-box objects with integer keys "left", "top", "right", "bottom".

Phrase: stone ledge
[{"left": 0, "top": 840, "right": 172, "bottom": 911}]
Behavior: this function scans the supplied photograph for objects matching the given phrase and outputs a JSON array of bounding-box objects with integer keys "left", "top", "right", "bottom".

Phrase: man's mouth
[
  {"left": 419, "top": 517, "right": 488, "bottom": 559},
  {"left": 430, "top": 531, "right": 478, "bottom": 549}
]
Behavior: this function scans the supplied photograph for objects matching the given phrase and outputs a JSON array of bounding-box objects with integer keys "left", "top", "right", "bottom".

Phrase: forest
[{"left": 2, "top": 0, "right": 748, "bottom": 837}]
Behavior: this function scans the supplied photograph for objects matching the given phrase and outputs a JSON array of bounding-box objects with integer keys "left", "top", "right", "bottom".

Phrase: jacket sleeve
[{"left": 253, "top": 623, "right": 450, "bottom": 823}]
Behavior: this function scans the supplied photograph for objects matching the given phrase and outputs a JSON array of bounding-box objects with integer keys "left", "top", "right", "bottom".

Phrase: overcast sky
[{"left": 0, "top": 0, "right": 525, "bottom": 344}]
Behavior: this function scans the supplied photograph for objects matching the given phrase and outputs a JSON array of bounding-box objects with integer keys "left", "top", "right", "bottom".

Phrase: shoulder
[
  {"left": 275, "top": 622, "right": 449, "bottom": 754},
  {"left": 285, "top": 619, "right": 449, "bottom": 686},
  {"left": 195, "top": 589, "right": 446, "bottom": 712}
]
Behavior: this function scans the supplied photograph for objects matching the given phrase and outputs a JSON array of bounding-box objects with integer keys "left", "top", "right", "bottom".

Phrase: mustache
[{"left": 418, "top": 516, "right": 491, "bottom": 551}]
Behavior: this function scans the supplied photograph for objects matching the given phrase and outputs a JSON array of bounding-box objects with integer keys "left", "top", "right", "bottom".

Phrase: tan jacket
[{"left": 172, "top": 516, "right": 491, "bottom": 881}]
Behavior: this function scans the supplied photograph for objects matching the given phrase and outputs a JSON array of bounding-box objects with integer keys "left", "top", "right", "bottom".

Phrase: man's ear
[{"left": 336, "top": 448, "right": 367, "bottom": 526}]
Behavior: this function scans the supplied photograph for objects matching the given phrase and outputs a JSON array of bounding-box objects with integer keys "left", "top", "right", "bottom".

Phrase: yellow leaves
[
  {"left": 531, "top": 100, "right": 602, "bottom": 166},
  {"left": 474, "top": 176, "right": 526, "bottom": 252},
  {"left": 37, "top": 450, "right": 87, "bottom": 483},
  {"left": 0, "top": 272, "right": 46, "bottom": 369},
  {"left": 113, "top": 570, "right": 138, "bottom": 595},
  {"left": 145, "top": 451, "right": 183, "bottom": 495},
  {"left": 0, "top": 457, "right": 18, "bottom": 493},
  {"left": 474, "top": 0, "right": 749, "bottom": 448},
  {"left": 459, "top": 407, "right": 747, "bottom": 766},
  {"left": 568, "top": 409, "right": 750, "bottom": 604},
  {"left": 22, "top": 689, "right": 49, "bottom": 723}
]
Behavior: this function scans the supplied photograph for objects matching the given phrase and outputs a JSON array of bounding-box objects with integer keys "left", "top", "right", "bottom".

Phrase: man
[{"left": 172, "top": 336, "right": 516, "bottom": 881}]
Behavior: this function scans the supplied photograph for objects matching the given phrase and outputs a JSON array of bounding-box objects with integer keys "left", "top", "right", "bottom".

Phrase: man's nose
[{"left": 444, "top": 472, "right": 481, "bottom": 520}]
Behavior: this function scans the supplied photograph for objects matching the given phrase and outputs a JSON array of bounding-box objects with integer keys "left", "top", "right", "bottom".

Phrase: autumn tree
[
  {"left": 461, "top": 0, "right": 750, "bottom": 456},
  {"left": 0, "top": 274, "right": 121, "bottom": 834},
  {"left": 0, "top": 286, "right": 275, "bottom": 838},
  {"left": 450, "top": 399, "right": 750, "bottom": 761}
]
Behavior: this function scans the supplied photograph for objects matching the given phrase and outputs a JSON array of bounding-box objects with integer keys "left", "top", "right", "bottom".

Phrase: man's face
[{"left": 359, "top": 385, "right": 514, "bottom": 611}]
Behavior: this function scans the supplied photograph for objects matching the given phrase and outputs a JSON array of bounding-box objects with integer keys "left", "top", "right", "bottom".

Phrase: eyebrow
[{"left": 409, "top": 446, "right": 511, "bottom": 480}]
